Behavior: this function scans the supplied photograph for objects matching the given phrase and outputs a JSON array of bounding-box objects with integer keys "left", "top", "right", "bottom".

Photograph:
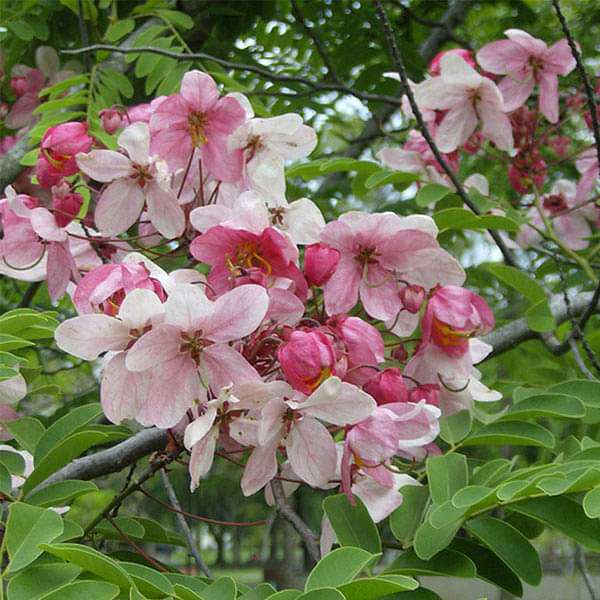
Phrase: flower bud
[
  {"left": 52, "top": 182, "right": 84, "bottom": 228},
  {"left": 99, "top": 108, "right": 124, "bottom": 135},
  {"left": 364, "top": 368, "right": 408, "bottom": 405},
  {"left": 9, "top": 77, "right": 27, "bottom": 97},
  {"left": 399, "top": 284, "right": 426, "bottom": 314},
  {"left": 391, "top": 344, "right": 408, "bottom": 362},
  {"left": 304, "top": 243, "right": 340, "bottom": 286},
  {"left": 429, "top": 49, "right": 475, "bottom": 76},
  {"left": 409, "top": 384, "right": 440, "bottom": 407},
  {"left": 278, "top": 329, "right": 336, "bottom": 394}
]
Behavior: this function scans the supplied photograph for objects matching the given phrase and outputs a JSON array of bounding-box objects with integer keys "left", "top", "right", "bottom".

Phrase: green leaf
[
  {"left": 0, "top": 334, "right": 35, "bottom": 352},
  {"left": 584, "top": 487, "right": 600, "bottom": 518},
  {"left": 37, "top": 581, "right": 120, "bottom": 600},
  {"left": 386, "top": 548, "right": 476, "bottom": 578},
  {"left": 40, "top": 543, "right": 134, "bottom": 589},
  {"left": 336, "top": 576, "right": 417, "bottom": 599},
  {"left": 451, "top": 538, "right": 523, "bottom": 597},
  {"left": 155, "top": 9, "right": 195, "bottom": 30},
  {"left": 96, "top": 517, "right": 146, "bottom": 540},
  {"left": 7, "top": 20, "right": 34, "bottom": 40},
  {"left": 20, "top": 148, "right": 39, "bottom": 167},
  {"left": 3, "top": 417, "right": 45, "bottom": 454},
  {"left": 239, "top": 583, "right": 277, "bottom": 600},
  {"left": 510, "top": 496, "right": 600, "bottom": 552},
  {"left": 505, "top": 393, "right": 585, "bottom": 420},
  {"left": 34, "top": 403, "right": 103, "bottom": 462},
  {"left": 439, "top": 410, "right": 472, "bottom": 444},
  {"left": 121, "top": 562, "right": 174, "bottom": 597},
  {"left": 173, "top": 583, "right": 204, "bottom": 600},
  {"left": 364, "top": 170, "right": 419, "bottom": 190},
  {"left": 471, "top": 459, "right": 512, "bottom": 487},
  {"left": 548, "top": 379, "right": 600, "bottom": 424},
  {"left": 33, "top": 94, "right": 89, "bottom": 115},
  {"left": 296, "top": 589, "right": 345, "bottom": 600},
  {"left": 305, "top": 547, "right": 377, "bottom": 591},
  {"left": 165, "top": 574, "right": 207, "bottom": 595},
  {"left": 100, "top": 68, "right": 135, "bottom": 99},
  {"left": 105, "top": 18, "right": 135, "bottom": 42},
  {"left": 6, "top": 503, "right": 64, "bottom": 573},
  {"left": 40, "top": 74, "right": 90, "bottom": 98},
  {"left": 0, "top": 463, "right": 13, "bottom": 496},
  {"left": 465, "top": 516, "right": 541, "bottom": 585},
  {"left": 7, "top": 563, "right": 81, "bottom": 600},
  {"left": 202, "top": 577, "right": 237, "bottom": 600},
  {"left": 416, "top": 183, "right": 452, "bottom": 207},
  {"left": 451, "top": 486, "right": 495, "bottom": 509},
  {"left": 0, "top": 449, "right": 24, "bottom": 474},
  {"left": 24, "top": 430, "right": 119, "bottom": 493},
  {"left": 413, "top": 519, "right": 461, "bottom": 560},
  {"left": 322, "top": 494, "right": 382, "bottom": 554},
  {"left": 428, "top": 501, "right": 466, "bottom": 528},
  {"left": 26, "top": 480, "right": 98, "bottom": 507},
  {"left": 426, "top": 454, "right": 468, "bottom": 505},
  {"left": 55, "top": 519, "right": 84, "bottom": 543},
  {"left": 433, "top": 208, "right": 518, "bottom": 232},
  {"left": 390, "top": 485, "right": 429, "bottom": 546},
  {"left": 463, "top": 421, "right": 555, "bottom": 449},
  {"left": 267, "top": 592, "right": 302, "bottom": 600}
]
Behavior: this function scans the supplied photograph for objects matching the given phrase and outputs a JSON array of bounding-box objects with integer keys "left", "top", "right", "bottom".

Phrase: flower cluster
[{"left": 0, "top": 65, "right": 504, "bottom": 523}]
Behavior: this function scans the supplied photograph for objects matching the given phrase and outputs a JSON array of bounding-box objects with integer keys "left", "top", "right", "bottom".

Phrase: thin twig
[
  {"left": 270, "top": 480, "right": 319, "bottom": 563},
  {"left": 160, "top": 469, "right": 212, "bottom": 578},
  {"left": 569, "top": 338, "right": 596, "bottom": 380},
  {"left": 290, "top": 0, "right": 340, "bottom": 83},
  {"left": 18, "top": 282, "right": 40, "bottom": 308},
  {"left": 372, "top": 0, "right": 517, "bottom": 267},
  {"left": 552, "top": 0, "right": 600, "bottom": 170},
  {"left": 575, "top": 544, "right": 598, "bottom": 600},
  {"left": 60, "top": 45, "right": 401, "bottom": 106}
]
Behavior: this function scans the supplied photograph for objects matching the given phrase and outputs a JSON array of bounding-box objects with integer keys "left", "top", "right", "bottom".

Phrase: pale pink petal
[
  {"left": 546, "top": 39, "right": 576, "bottom": 75},
  {"left": 440, "top": 53, "right": 482, "bottom": 88},
  {"left": 46, "top": 241, "right": 75, "bottom": 300},
  {"left": 229, "top": 416, "right": 259, "bottom": 447},
  {"left": 30, "top": 208, "right": 67, "bottom": 242},
  {"left": 320, "top": 516, "right": 336, "bottom": 557},
  {"left": 137, "top": 355, "right": 200, "bottom": 428},
  {"left": 498, "top": 75, "right": 534, "bottom": 112},
  {"left": 118, "top": 122, "right": 150, "bottom": 164},
  {"left": 435, "top": 104, "right": 478, "bottom": 153},
  {"left": 414, "top": 78, "right": 465, "bottom": 111},
  {"left": 287, "top": 416, "right": 337, "bottom": 488},
  {"left": 476, "top": 39, "right": 529, "bottom": 74},
  {"left": 505, "top": 29, "right": 548, "bottom": 54},
  {"left": 35, "top": 46, "right": 59, "bottom": 77},
  {"left": 201, "top": 285, "right": 269, "bottom": 342},
  {"left": 190, "top": 205, "right": 234, "bottom": 233},
  {"left": 5, "top": 94, "right": 39, "bottom": 129},
  {"left": 267, "top": 122, "right": 317, "bottom": 159},
  {"left": 118, "top": 288, "right": 165, "bottom": 331},
  {"left": 55, "top": 314, "right": 129, "bottom": 360},
  {"left": 163, "top": 283, "right": 212, "bottom": 332},
  {"left": 478, "top": 103, "right": 514, "bottom": 151},
  {"left": 538, "top": 72, "right": 559, "bottom": 123},
  {"left": 125, "top": 324, "right": 182, "bottom": 372},
  {"left": 258, "top": 397, "right": 287, "bottom": 447},
  {"left": 100, "top": 352, "right": 147, "bottom": 424},
  {"left": 234, "top": 380, "right": 292, "bottom": 412},
  {"left": 184, "top": 408, "right": 218, "bottom": 449},
  {"left": 323, "top": 256, "right": 361, "bottom": 316},
  {"left": 189, "top": 427, "right": 219, "bottom": 491},
  {"left": 360, "top": 263, "right": 400, "bottom": 321},
  {"left": 95, "top": 179, "right": 145, "bottom": 236},
  {"left": 555, "top": 214, "right": 592, "bottom": 251},
  {"left": 266, "top": 288, "right": 305, "bottom": 326},
  {"left": 201, "top": 133, "right": 244, "bottom": 182},
  {"left": 0, "top": 374, "right": 26, "bottom": 405},
  {"left": 180, "top": 70, "right": 219, "bottom": 112},
  {"left": 145, "top": 182, "right": 185, "bottom": 239},
  {"left": 201, "top": 343, "right": 261, "bottom": 392},
  {"left": 241, "top": 440, "right": 279, "bottom": 496},
  {"left": 289, "top": 377, "right": 376, "bottom": 425},
  {"left": 76, "top": 150, "right": 132, "bottom": 182},
  {"left": 353, "top": 474, "right": 419, "bottom": 523},
  {"left": 283, "top": 198, "right": 325, "bottom": 244}
]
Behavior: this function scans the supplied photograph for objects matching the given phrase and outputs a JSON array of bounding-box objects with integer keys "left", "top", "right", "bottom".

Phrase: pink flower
[
  {"left": 237, "top": 377, "right": 375, "bottom": 495},
  {"left": 125, "top": 283, "right": 269, "bottom": 427},
  {"left": 278, "top": 329, "right": 337, "bottom": 394},
  {"left": 150, "top": 70, "right": 246, "bottom": 180},
  {"left": 429, "top": 48, "right": 475, "bottom": 75},
  {"left": 421, "top": 285, "right": 494, "bottom": 357},
  {"left": 51, "top": 182, "right": 83, "bottom": 228},
  {"left": 190, "top": 225, "right": 308, "bottom": 299},
  {"left": 414, "top": 53, "right": 513, "bottom": 152},
  {"left": 517, "top": 179, "right": 595, "bottom": 251},
  {"left": 575, "top": 149, "right": 599, "bottom": 203},
  {"left": 304, "top": 243, "right": 340, "bottom": 286},
  {"left": 319, "top": 211, "right": 462, "bottom": 321},
  {"left": 99, "top": 108, "right": 124, "bottom": 134},
  {"left": 76, "top": 122, "right": 184, "bottom": 238},
  {"left": 409, "top": 384, "right": 441, "bottom": 407},
  {"left": 37, "top": 122, "right": 93, "bottom": 188},
  {"left": 55, "top": 289, "right": 166, "bottom": 424},
  {"left": 364, "top": 368, "right": 408, "bottom": 405},
  {"left": 477, "top": 29, "right": 575, "bottom": 123}
]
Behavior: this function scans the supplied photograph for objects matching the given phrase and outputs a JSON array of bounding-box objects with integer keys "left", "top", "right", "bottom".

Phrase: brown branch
[
  {"left": 60, "top": 45, "right": 401, "bottom": 107},
  {"left": 552, "top": 0, "right": 600, "bottom": 170},
  {"left": 160, "top": 469, "right": 212, "bottom": 578},
  {"left": 270, "top": 479, "right": 320, "bottom": 563},
  {"left": 373, "top": 0, "right": 517, "bottom": 267}
]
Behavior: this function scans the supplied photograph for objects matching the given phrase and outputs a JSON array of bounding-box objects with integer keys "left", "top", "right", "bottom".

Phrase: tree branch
[
  {"left": 373, "top": 0, "right": 517, "bottom": 267},
  {"left": 60, "top": 45, "right": 401, "bottom": 107},
  {"left": 552, "top": 0, "right": 600, "bottom": 170},
  {"left": 160, "top": 469, "right": 212, "bottom": 578},
  {"left": 270, "top": 479, "right": 320, "bottom": 563}
]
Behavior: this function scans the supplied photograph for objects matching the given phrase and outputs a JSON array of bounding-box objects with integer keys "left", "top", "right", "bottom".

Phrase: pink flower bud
[
  {"left": 409, "top": 384, "right": 440, "bottom": 407},
  {"left": 99, "top": 108, "right": 124, "bottom": 135},
  {"left": 52, "top": 182, "right": 84, "bottom": 228},
  {"left": 400, "top": 284, "right": 426, "bottom": 313},
  {"left": 304, "top": 243, "right": 340, "bottom": 287},
  {"left": 364, "top": 368, "right": 408, "bottom": 405},
  {"left": 429, "top": 49, "right": 475, "bottom": 76},
  {"left": 391, "top": 345, "right": 408, "bottom": 362},
  {"left": 9, "top": 77, "right": 28, "bottom": 97},
  {"left": 278, "top": 329, "right": 336, "bottom": 394}
]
